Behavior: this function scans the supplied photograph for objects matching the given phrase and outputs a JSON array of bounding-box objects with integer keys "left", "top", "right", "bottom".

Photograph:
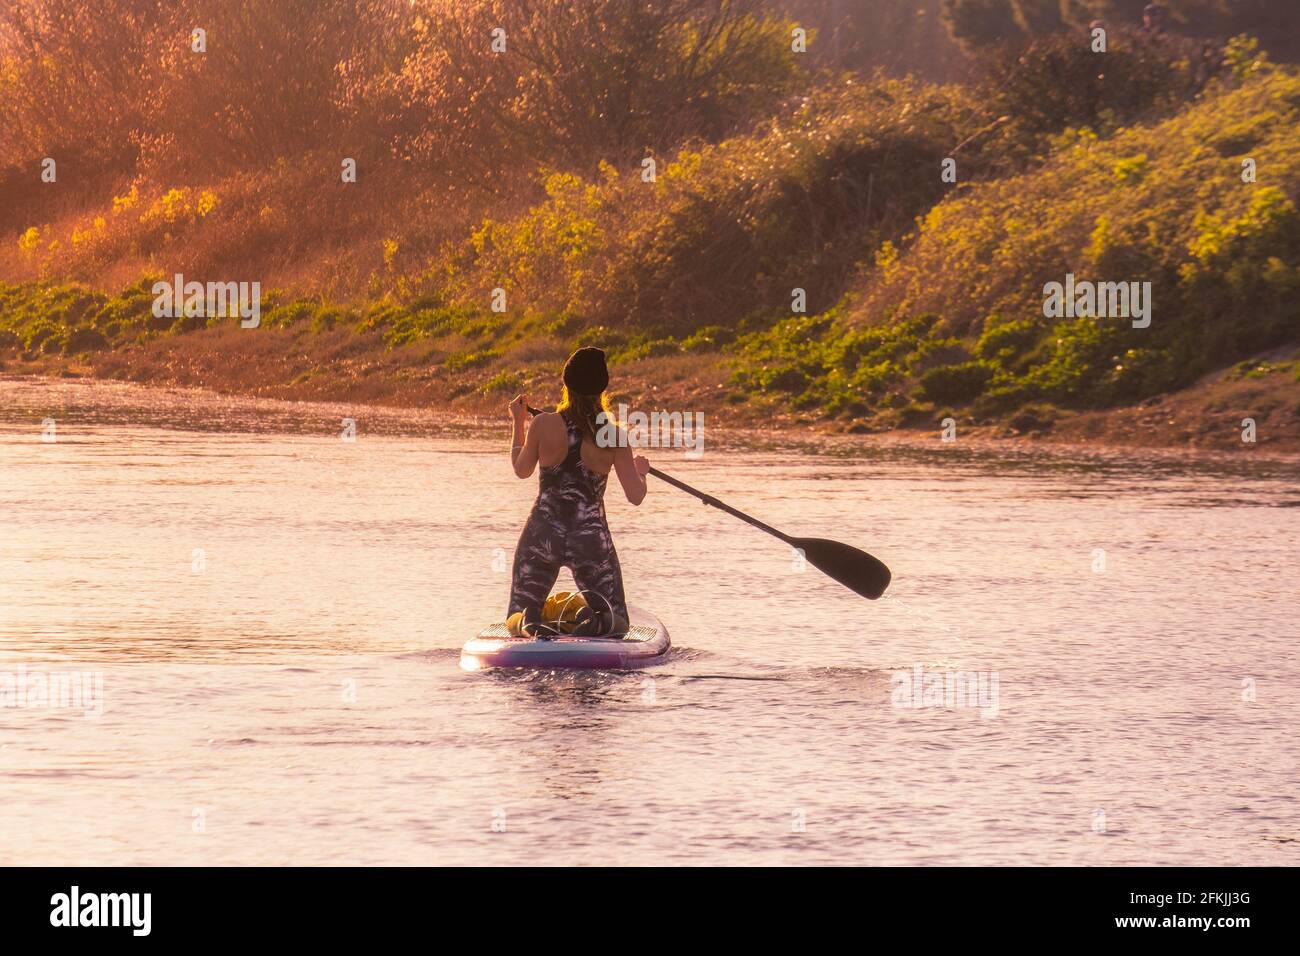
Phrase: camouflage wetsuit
[{"left": 509, "top": 410, "right": 628, "bottom": 628}]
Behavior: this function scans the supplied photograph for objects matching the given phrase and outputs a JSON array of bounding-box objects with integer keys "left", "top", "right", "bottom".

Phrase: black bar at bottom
[{"left": 0, "top": 866, "right": 1284, "bottom": 943}]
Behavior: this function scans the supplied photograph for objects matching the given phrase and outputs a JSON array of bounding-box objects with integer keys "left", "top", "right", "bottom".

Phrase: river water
[{"left": 1, "top": 374, "right": 1297, "bottom": 865}]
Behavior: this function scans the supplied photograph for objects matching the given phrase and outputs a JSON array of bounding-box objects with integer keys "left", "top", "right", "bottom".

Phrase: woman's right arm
[
  {"left": 614, "top": 444, "right": 649, "bottom": 505},
  {"left": 509, "top": 395, "right": 540, "bottom": 478}
]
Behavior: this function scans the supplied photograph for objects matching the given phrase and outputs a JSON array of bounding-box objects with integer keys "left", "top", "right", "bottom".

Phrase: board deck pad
[
  {"left": 473, "top": 622, "right": 660, "bottom": 642},
  {"left": 461, "top": 605, "right": 670, "bottom": 671}
]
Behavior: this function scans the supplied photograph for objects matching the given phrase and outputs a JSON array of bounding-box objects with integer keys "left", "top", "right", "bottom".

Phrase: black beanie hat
[{"left": 563, "top": 347, "right": 609, "bottom": 394}]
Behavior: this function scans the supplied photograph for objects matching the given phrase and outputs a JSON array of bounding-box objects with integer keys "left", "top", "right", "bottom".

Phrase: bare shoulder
[
  {"left": 534, "top": 411, "right": 566, "bottom": 432},
  {"left": 533, "top": 411, "right": 568, "bottom": 443}
]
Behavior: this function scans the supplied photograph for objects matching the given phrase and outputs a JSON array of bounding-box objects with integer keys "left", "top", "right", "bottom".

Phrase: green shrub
[
  {"left": 482, "top": 370, "right": 522, "bottom": 394},
  {"left": 681, "top": 325, "right": 735, "bottom": 353},
  {"left": 40, "top": 330, "right": 67, "bottom": 353},
  {"left": 1007, "top": 403, "right": 1060, "bottom": 433},
  {"left": 612, "top": 337, "right": 680, "bottom": 363},
  {"left": 311, "top": 307, "right": 352, "bottom": 334},
  {"left": 382, "top": 305, "right": 483, "bottom": 348},
  {"left": 64, "top": 326, "right": 109, "bottom": 353},
  {"left": 445, "top": 348, "right": 499, "bottom": 371},
  {"left": 976, "top": 316, "right": 1041, "bottom": 363},
  {"left": 732, "top": 306, "right": 925, "bottom": 415},
  {"left": 917, "top": 361, "right": 995, "bottom": 404},
  {"left": 92, "top": 294, "right": 154, "bottom": 332},
  {"left": 1231, "top": 359, "right": 1299, "bottom": 379},
  {"left": 906, "top": 338, "right": 972, "bottom": 373},
  {"left": 262, "top": 300, "right": 317, "bottom": 329},
  {"left": 974, "top": 379, "right": 1044, "bottom": 415},
  {"left": 23, "top": 321, "right": 60, "bottom": 352},
  {"left": 575, "top": 325, "right": 629, "bottom": 349}
]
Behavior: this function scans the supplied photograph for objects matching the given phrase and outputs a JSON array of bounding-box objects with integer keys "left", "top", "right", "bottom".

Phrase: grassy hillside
[
  {"left": 2, "top": 5, "right": 1298, "bottom": 449},
  {"left": 733, "top": 53, "right": 1300, "bottom": 428}
]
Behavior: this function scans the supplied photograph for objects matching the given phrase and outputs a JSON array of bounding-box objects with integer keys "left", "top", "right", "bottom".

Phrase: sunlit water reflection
[{"left": 1, "top": 375, "right": 1297, "bottom": 864}]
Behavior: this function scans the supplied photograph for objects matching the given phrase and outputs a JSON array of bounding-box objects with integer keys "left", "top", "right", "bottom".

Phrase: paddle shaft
[
  {"left": 524, "top": 403, "right": 790, "bottom": 545},
  {"left": 644, "top": 465, "right": 891, "bottom": 600},
  {"left": 645, "top": 466, "right": 789, "bottom": 544}
]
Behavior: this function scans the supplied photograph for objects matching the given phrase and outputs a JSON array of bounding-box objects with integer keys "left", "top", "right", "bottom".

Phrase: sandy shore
[{"left": 4, "top": 333, "right": 1298, "bottom": 456}]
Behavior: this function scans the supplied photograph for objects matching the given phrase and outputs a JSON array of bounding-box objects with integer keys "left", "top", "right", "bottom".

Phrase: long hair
[{"left": 556, "top": 385, "right": 615, "bottom": 446}]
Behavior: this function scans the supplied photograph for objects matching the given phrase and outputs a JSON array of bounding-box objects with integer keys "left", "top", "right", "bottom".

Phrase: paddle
[{"left": 524, "top": 404, "right": 892, "bottom": 600}]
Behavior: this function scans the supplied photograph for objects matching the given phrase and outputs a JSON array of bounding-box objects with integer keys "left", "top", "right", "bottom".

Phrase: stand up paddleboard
[{"left": 461, "top": 605, "right": 670, "bottom": 671}]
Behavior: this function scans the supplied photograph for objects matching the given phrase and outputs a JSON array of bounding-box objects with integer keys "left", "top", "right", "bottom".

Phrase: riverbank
[
  {"left": 5, "top": 48, "right": 1298, "bottom": 459},
  {"left": 4, "top": 332, "right": 1298, "bottom": 455}
]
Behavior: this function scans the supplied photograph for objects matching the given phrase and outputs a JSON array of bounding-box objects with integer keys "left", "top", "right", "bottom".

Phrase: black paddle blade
[{"left": 789, "top": 537, "right": 892, "bottom": 600}]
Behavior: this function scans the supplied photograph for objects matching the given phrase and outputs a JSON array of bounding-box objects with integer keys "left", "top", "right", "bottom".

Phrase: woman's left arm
[{"left": 509, "top": 395, "right": 539, "bottom": 478}]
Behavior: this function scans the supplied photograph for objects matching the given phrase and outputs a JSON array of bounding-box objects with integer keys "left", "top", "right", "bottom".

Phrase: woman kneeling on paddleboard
[{"left": 507, "top": 346, "right": 649, "bottom": 638}]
